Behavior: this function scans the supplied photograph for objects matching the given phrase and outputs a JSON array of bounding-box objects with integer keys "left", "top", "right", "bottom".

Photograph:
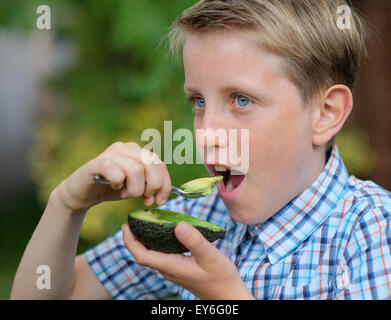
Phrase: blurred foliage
[
  {"left": 336, "top": 128, "right": 376, "bottom": 178},
  {"left": 2, "top": 0, "right": 206, "bottom": 244}
]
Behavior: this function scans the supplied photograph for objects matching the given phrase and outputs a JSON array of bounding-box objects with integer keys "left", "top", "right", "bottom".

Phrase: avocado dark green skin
[{"left": 128, "top": 215, "right": 226, "bottom": 254}]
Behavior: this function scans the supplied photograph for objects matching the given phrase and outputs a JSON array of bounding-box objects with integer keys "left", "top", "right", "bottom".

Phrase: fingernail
[
  {"left": 144, "top": 196, "right": 154, "bottom": 205},
  {"left": 159, "top": 198, "right": 167, "bottom": 206},
  {"left": 177, "top": 222, "right": 190, "bottom": 237}
]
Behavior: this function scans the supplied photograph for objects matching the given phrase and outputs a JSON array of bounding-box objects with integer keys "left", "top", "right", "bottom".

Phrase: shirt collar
[{"left": 247, "top": 144, "right": 348, "bottom": 265}]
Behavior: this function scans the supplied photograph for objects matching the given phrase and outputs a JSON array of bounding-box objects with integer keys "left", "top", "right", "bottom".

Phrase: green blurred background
[{"left": 0, "top": 0, "right": 390, "bottom": 299}]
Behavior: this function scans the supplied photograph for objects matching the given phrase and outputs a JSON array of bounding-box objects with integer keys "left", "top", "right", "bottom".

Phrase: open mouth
[{"left": 209, "top": 165, "right": 246, "bottom": 193}]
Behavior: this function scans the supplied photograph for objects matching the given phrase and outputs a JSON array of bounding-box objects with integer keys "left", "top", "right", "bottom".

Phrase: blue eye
[
  {"left": 235, "top": 95, "right": 250, "bottom": 107},
  {"left": 195, "top": 97, "right": 206, "bottom": 108}
]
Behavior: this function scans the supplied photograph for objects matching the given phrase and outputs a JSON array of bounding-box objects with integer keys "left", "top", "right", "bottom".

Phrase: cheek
[{"left": 249, "top": 108, "right": 310, "bottom": 173}]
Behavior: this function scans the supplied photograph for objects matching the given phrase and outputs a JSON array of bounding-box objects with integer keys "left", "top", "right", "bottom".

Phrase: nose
[
  {"left": 195, "top": 106, "right": 230, "bottom": 166},
  {"left": 199, "top": 104, "right": 223, "bottom": 131},
  {"left": 197, "top": 106, "right": 228, "bottom": 148}
]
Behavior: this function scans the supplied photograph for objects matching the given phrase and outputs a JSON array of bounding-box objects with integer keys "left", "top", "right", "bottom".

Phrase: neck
[{"left": 295, "top": 144, "right": 328, "bottom": 201}]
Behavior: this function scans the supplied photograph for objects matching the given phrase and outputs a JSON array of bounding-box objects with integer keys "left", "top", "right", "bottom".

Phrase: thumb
[{"left": 175, "top": 222, "right": 217, "bottom": 266}]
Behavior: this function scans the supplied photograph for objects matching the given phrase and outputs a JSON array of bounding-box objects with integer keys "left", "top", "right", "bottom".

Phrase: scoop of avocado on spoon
[{"left": 180, "top": 176, "right": 223, "bottom": 197}]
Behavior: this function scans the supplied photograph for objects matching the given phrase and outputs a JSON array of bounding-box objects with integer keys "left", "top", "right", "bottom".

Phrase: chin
[
  {"left": 224, "top": 204, "right": 265, "bottom": 225},
  {"left": 223, "top": 192, "right": 275, "bottom": 225}
]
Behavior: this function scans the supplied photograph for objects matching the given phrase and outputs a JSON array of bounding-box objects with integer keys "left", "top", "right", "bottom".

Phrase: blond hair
[{"left": 168, "top": 0, "right": 372, "bottom": 105}]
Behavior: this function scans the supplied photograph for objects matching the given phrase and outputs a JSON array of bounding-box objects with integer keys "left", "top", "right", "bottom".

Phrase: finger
[
  {"left": 114, "top": 157, "right": 145, "bottom": 199},
  {"left": 105, "top": 141, "right": 141, "bottom": 155},
  {"left": 154, "top": 163, "right": 172, "bottom": 206},
  {"left": 95, "top": 156, "right": 145, "bottom": 198},
  {"left": 144, "top": 162, "right": 164, "bottom": 199},
  {"left": 107, "top": 142, "right": 155, "bottom": 165},
  {"left": 122, "top": 224, "right": 149, "bottom": 261},
  {"left": 90, "top": 158, "right": 125, "bottom": 190},
  {"left": 130, "top": 148, "right": 166, "bottom": 201},
  {"left": 106, "top": 143, "right": 168, "bottom": 204},
  {"left": 143, "top": 195, "right": 155, "bottom": 206},
  {"left": 175, "top": 222, "right": 218, "bottom": 267}
]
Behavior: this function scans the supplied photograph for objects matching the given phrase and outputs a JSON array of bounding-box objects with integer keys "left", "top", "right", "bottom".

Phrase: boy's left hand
[{"left": 122, "top": 222, "right": 254, "bottom": 300}]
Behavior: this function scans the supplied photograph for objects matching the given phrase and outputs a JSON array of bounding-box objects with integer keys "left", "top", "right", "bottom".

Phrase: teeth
[
  {"left": 214, "top": 165, "right": 228, "bottom": 172},
  {"left": 225, "top": 178, "right": 233, "bottom": 192},
  {"left": 231, "top": 169, "right": 244, "bottom": 176}
]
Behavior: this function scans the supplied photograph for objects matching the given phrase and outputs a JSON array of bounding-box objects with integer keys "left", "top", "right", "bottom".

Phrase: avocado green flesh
[
  {"left": 128, "top": 209, "right": 226, "bottom": 253},
  {"left": 180, "top": 176, "right": 223, "bottom": 196}
]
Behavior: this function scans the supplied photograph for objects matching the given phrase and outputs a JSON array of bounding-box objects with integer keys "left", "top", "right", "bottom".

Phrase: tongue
[{"left": 230, "top": 174, "right": 245, "bottom": 188}]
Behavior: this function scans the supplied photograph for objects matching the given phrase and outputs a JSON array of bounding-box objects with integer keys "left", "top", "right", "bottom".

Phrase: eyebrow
[
  {"left": 184, "top": 84, "right": 270, "bottom": 102},
  {"left": 183, "top": 85, "right": 198, "bottom": 95}
]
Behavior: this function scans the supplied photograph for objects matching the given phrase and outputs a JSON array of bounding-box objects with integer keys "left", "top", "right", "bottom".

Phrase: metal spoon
[{"left": 93, "top": 174, "right": 205, "bottom": 199}]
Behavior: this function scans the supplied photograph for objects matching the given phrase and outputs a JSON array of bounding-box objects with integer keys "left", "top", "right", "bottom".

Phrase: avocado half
[{"left": 128, "top": 208, "right": 226, "bottom": 253}]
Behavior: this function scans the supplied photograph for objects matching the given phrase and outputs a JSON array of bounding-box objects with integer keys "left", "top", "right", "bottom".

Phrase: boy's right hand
[{"left": 55, "top": 142, "right": 172, "bottom": 212}]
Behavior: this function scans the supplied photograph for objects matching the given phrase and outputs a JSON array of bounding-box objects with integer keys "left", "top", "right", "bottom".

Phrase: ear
[{"left": 311, "top": 85, "right": 353, "bottom": 146}]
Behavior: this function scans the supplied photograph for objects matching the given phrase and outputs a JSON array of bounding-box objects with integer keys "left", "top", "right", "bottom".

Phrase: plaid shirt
[{"left": 85, "top": 145, "right": 391, "bottom": 300}]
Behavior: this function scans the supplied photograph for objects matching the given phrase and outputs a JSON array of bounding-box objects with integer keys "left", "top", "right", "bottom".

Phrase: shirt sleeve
[
  {"left": 337, "top": 206, "right": 391, "bottom": 300},
  {"left": 84, "top": 197, "right": 189, "bottom": 300}
]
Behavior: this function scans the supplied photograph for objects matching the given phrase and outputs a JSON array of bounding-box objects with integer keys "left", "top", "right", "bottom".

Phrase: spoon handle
[
  {"left": 92, "top": 174, "right": 204, "bottom": 198},
  {"left": 93, "top": 174, "right": 111, "bottom": 185}
]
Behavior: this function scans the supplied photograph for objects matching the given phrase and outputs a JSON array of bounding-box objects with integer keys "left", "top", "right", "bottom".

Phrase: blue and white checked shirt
[{"left": 85, "top": 144, "right": 391, "bottom": 300}]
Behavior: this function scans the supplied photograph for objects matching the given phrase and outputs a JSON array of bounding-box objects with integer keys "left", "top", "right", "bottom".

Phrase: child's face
[{"left": 183, "top": 30, "right": 324, "bottom": 224}]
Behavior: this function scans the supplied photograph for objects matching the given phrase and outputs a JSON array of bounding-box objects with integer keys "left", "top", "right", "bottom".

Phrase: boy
[{"left": 11, "top": 0, "right": 391, "bottom": 300}]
